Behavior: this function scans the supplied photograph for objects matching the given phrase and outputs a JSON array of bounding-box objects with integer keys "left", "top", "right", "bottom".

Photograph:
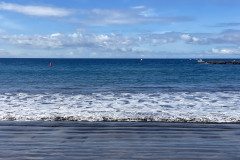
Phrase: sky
[{"left": 0, "top": 0, "right": 240, "bottom": 58}]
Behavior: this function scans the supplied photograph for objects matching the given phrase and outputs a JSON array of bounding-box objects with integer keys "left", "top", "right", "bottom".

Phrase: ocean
[
  {"left": 1, "top": 58, "right": 240, "bottom": 159},
  {"left": 0, "top": 58, "right": 240, "bottom": 123}
]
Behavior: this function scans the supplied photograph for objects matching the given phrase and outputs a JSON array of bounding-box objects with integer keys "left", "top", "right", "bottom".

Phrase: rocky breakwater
[{"left": 198, "top": 59, "right": 240, "bottom": 65}]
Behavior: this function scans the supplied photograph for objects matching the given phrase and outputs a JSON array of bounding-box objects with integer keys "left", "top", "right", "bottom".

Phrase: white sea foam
[{"left": 0, "top": 92, "right": 240, "bottom": 123}]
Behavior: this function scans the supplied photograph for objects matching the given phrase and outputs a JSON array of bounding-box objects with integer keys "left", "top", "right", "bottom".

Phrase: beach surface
[{"left": 0, "top": 121, "right": 239, "bottom": 160}]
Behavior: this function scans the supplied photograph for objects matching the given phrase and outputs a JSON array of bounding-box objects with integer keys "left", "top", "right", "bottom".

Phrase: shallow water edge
[{"left": 0, "top": 121, "right": 239, "bottom": 160}]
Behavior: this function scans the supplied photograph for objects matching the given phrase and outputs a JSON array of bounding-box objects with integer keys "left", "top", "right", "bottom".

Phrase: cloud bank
[
  {"left": 0, "top": 2, "right": 71, "bottom": 17},
  {"left": 0, "top": 2, "right": 191, "bottom": 26},
  {"left": 1, "top": 32, "right": 139, "bottom": 53},
  {"left": 2, "top": 29, "right": 240, "bottom": 51},
  {"left": 74, "top": 8, "right": 191, "bottom": 26},
  {"left": 212, "top": 47, "right": 240, "bottom": 54}
]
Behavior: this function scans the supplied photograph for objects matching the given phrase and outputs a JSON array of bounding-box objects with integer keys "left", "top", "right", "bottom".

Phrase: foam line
[{"left": 0, "top": 92, "right": 239, "bottom": 122}]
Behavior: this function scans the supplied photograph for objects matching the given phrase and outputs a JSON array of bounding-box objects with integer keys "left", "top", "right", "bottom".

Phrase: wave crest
[{"left": 0, "top": 92, "right": 240, "bottom": 123}]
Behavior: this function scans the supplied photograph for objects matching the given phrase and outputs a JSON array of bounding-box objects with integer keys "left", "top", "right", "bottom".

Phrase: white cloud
[
  {"left": 181, "top": 34, "right": 191, "bottom": 41},
  {"left": 192, "top": 37, "right": 199, "bottom": 42},
  {"left": 143, "top": 32, "right": 179, "bottom": 45},
  {"left": 1, "top": 32, "right": 137, "bottom": 52},
  {"left": 180, "top": 34, "right": 200, "bottom": 43},
  {"left": 212, "top": 47, "right": 240, "bottom": 54},
  {"left": 132, "top": 6, "right": 159, "bottom": 17},
  {"left": 0, "top": 31, "right": 187, "bottom": 53},
  {"left": 0, "top": 31, "right": 186, "bottom": 58},
  {"left": 50, "top": 33, "right": 61, "bottom": 37},
  {"left": 0, "top": 2, "right": 190, "bottom": 26},
  {"left": 0, "top": 2, "right": 71, "bottom": 17},
  {"left": 179, "top": 30, "right": 240, "bottom": 45},
  {"left": 72, "top": 8, "right": 191, "bottom": 26},
  {"left": 132, "top": 6, "right": 145, "bottom": 9},
  {"left": 6, "top": 31, "right": 240, "bottom": 58},
  {"left": 151, "top": 38, "right": 174, "bottom": 44}
]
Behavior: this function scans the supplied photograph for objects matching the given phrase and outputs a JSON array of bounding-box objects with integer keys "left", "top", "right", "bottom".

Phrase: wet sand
[{"left": 0, "top": 122, "right": 239, "bottom": 160}]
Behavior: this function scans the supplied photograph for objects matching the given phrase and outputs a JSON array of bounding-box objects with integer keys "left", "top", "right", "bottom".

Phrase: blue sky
[{"left": 0, "top": 0, "right": 240, "bottom": 58}]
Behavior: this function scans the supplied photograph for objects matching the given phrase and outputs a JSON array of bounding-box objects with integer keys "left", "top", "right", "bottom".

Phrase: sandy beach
[{"left": 0, "top": 121, "right": 239, "bottom": 159}]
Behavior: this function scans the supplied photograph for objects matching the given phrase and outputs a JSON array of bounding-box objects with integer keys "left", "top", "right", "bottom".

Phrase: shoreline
[
  {"left": 1, "top": 120, "right": 240, "bottom": 124},
  {"left": 0, "top": 121, "right": 239, "bottom": 159}
]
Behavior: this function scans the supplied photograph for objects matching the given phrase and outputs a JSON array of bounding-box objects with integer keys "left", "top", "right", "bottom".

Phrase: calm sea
[{"left": 0, "top": 58, "right": 240, "bottom": 123}]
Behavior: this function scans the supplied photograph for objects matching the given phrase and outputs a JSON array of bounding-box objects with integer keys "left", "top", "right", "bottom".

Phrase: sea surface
[{"left": 0, "top": 58, "right": 240, "bottom": 123}]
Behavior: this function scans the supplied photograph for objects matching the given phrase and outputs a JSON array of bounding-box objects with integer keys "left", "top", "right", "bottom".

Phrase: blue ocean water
[{"left": 0, "top": 58, "right": 240, "bottom": 122}]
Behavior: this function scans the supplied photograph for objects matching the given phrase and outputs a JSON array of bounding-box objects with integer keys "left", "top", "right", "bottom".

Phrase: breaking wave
[{"left": 0, "top": 92, "right": 240, "bottom": 123}]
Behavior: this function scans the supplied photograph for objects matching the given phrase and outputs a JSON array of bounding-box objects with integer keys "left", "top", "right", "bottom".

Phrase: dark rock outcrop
[{"left": 198, "top": 59, "right": 240, "bottom": 65}]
